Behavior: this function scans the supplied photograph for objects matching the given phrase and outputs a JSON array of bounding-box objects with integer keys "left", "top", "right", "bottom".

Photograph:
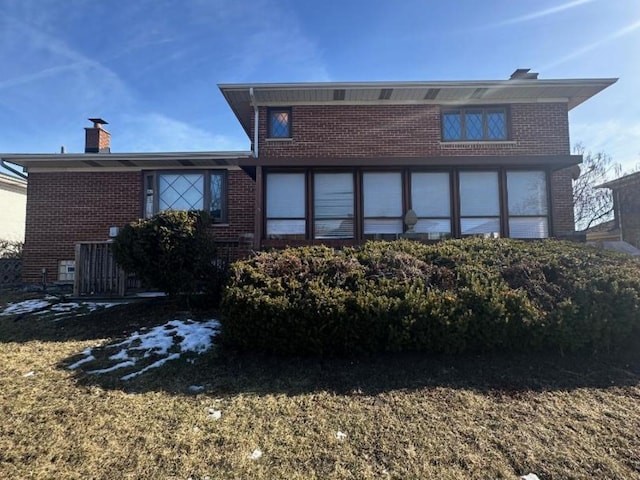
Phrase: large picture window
[
  {"left": 266, "top": 173, "right": 306, "bottom": 239},
  {"left": 145, "top": 171, "right": 227, "bottom": 223},
  {"left": 442, "top": 108, "right": 507, "bottom": 141},
  {"left": 314, "top": 172, "right": 354, "bottom": 239},
  {"left": 411, "top": 172, "right": 451, "bottom": 239},
  {"left": 363, "top": 172, "right": 403, "bottom": 239},
  {"left": 459, "top": 171, "right": 501, "bottom": 236},
  {"left": 507, "top": 171, "right": 549, "bottom": 238}
]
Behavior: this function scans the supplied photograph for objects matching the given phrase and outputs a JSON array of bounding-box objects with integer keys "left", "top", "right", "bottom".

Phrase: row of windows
[
  {"left": 140, "top": 168, "right": 548, "bottom": 240},
  {"left": 265, "top": 170, "right": 549, "bottom": 240},
  {"left": 267, "top": 107, "right": 508, "bottom": 142}
]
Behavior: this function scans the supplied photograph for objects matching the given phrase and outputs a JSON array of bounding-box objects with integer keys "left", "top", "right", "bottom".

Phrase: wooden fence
[
  {"left": 74, "top": 242, "right": 139, "bottom": 297},
  {"left": 0, "top": 258, "right": 22, "bottom": 287},
  {"left": 73, "top": 239, "right": 246, "bottom": 297}
]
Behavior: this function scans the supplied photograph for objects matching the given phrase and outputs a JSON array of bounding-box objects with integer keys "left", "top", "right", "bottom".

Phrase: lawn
[{"left": 1, "top": 291, "right": 639, "bottom": 479}]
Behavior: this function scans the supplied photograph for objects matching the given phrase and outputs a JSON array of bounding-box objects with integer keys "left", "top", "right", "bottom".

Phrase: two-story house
[
  {"left": 221, "top": 69, "right": 615, "bottom": 250},
  {"left": 1, "top": 69, "right": 616, "bottom": 286}
]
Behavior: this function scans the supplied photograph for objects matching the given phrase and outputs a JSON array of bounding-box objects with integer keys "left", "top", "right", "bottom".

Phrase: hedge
[{"left": 220, "top": 239, "right": 640, "bottom": 355}]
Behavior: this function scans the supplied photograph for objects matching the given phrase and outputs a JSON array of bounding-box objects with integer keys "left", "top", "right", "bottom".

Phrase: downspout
[
  {"left": 249, "top": 87, "right": 259, "bottom": 158},
  {"left": 0, "top": 159, "right": 28, "bottom": 179},
  {"left": 249, "top": 87, "right": 262, "bottom": 250}
]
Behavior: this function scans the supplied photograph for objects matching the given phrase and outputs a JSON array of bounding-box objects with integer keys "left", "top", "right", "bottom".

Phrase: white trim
[
  {"left": 250, "top": 98, "right": 572, "bottom": 107},
  {"left": 27, "top": 165, "right": 243, "bottom": 173}
]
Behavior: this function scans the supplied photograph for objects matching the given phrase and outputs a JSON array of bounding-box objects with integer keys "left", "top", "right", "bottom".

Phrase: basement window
[
  {"left": 58, "top": 260, "right": 75, "bottom": 283},
  {"left": 144, "top": 171, "right": 227, "bottom": 223}
]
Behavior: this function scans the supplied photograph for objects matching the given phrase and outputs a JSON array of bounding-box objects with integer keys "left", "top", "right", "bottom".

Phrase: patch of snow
[
  {"left": 23, "top": 371, "right": 35, "bottom": 377},
  {"left": 335, "top": 431, "right": 347, "bottom": 441},
  {"left": 189, "top": 385, "right": 204, "bottom": 392},
  {"left": 68, "top": 348, "right": 96, "bottom": 369},
  {"left": 85, "top": 302, "right": 120, "bottom": 312},
  {"left": 108, "top": 349, "right": 130, "bottom": 361},
  {"left": 520, "top": 475, "right": 540, "bottom": 480},
  {"left": 87, "top": 360, "right": 136, "bottom": 375},
  {"left": 1, "top": 298, "right": 120, "bottom": 319},
  {"left": 50, "top": 302, "right": 81, "bottom": 313},
  {"left": 1, "top": 299, "right": 51, "bottom": 316},
  {"left": 68, "top": 319, "right": 219, "bottom": 380},
  {"left": 249, "top": 449, "right": 263, "bottom": 460},
  {"left": 207, "top": 408, "right": 222, "bottom": 420},
  {"left": 120, "top": 353, "right": 180, "bottom": 380}
]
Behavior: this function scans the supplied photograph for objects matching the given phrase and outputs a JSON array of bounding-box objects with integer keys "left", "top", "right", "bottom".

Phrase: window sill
[
  {"left": 211, "top": 223, "right": 230, "bottom": 227},
  {"left": 266, "top": 137, "right": 293, "bottom": 142},
  {"left": 440, "top": 141, "right": 517, "bottom": 147}
]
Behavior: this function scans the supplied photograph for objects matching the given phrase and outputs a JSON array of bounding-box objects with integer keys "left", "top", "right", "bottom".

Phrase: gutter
[
  {"left": 249, "top": 87, "right": 259, "bottom": 158},
  {"left": 0, "top": 159, "right": 27, "bottom": 179}
]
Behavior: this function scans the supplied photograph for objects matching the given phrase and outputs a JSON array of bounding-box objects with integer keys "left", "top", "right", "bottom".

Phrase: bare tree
[{"left": 573, "top": 144, "right": 621, "bottom": 231}]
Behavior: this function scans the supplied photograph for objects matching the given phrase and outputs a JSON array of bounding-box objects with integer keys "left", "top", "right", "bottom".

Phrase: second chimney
[{"left": 85, "top": 118, "right": 111, "bottom": 153}]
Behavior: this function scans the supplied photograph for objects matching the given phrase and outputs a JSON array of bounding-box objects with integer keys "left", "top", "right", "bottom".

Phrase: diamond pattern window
[
  {"left": 146, "top": 171, "right": 227, "bottom": 223},
  {"left": 441, "top": 107, "right": 507, "bottom": 141},
  {"left": 268, "top": 108, "right": 291, "bottom": 138}
]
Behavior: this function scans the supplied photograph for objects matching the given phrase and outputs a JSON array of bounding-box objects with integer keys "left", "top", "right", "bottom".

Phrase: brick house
[
  {"left": 1, "top": 69, "right": 616, "bottom": 286},
  {"left": 220, "top": 69, "right": 615, "bottom": 250},
  {"left": 586, "top": 172, "right": 640, "bottom": 248}
]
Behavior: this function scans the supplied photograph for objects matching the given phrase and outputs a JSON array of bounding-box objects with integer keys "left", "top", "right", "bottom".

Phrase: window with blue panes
[
  {"left": 442, "top": 107, "right": 507, "bottom": 141},
  {"left": 268, "top": 107, "right": 292, "bottom": 138}
]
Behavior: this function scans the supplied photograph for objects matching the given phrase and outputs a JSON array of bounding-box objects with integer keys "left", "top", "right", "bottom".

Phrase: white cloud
[
  {"left": 542, "top": 18, "right": 640, "bottom": 70},
  {"left": 571, "top": 119, "right": 640, "bottom": 172},
  {"left": 494, "top": 0, "right": 596, "bottom": 27},
  {"left": 117, "top": 113, "right": 248, "bottom": 152}
]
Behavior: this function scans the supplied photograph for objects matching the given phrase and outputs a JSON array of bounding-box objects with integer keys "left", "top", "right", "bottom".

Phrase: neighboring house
[
  {"left": 0, "top": 172, "right": 27, "bottom": 241},
  {"left": 1, "top": 69, "right": 616, "bottom": 285},
  {"left": 587, "top": 171, "right": 640, "bottom": 248}
]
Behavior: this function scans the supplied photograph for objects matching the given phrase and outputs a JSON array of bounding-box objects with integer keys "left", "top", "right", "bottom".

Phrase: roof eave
[{"left": 1, "top": 151, "right": 254, "bottom": 169}]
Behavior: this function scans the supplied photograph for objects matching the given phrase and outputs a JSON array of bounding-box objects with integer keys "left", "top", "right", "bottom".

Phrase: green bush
[
  {"left": 113, "top": 210, "right": 227, "bottom": 299},
  {"left": 220, "top": 239, "right": 640, "bottom": 355}
]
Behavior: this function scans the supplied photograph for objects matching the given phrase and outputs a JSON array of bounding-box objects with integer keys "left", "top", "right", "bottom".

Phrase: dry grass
[{"left": 1, "top": 292, "right": 640, "bottom": 479}]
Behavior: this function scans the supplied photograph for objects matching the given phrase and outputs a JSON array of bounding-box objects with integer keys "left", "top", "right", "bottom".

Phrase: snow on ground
[
  {"left": 0, "top": 297, "right": 120, "bottom": 318},
  {"left": 68, "top": 319, "right": 220, "bottom": 380},
  {"left": 0, "top": 296, "right": 56, "bottom": 316}
]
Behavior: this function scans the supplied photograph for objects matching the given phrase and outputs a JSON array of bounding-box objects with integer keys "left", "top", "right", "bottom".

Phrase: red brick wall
[
  {"left": 549, "top": 167, "right": 576, "bottom": 236},
  {"left": 22, "top": 169, "right": 256, "bottom": 284},
  {"left": 23, "top": 171, "right": 142, "bottom": 283},
  {"left": 256, "top": 103, "right": 570, "bottom": 158},
  {"left": 209, "top": 169, "right": 256, "bottom": 258}
]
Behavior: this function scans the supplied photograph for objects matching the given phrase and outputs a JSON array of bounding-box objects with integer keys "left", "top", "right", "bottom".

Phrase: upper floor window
[
  {"left": 442, "top": 107, "right": 507, "bottom": 141},
  {"left": 268, "top": 107, "right": 292, "bottom": 138},
  {"left": 145, "top": 170, "right": 227, "bottom": 223}
]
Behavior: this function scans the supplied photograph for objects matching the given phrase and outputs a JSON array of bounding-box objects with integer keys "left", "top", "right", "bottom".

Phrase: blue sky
[{"left": 1, "top": 0, "right": 639, "bottom": 175}]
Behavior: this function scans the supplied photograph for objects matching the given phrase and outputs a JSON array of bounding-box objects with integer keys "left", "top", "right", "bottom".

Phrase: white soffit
[{"left": 219, "top": 78, "right": 617, "bottom": 136}]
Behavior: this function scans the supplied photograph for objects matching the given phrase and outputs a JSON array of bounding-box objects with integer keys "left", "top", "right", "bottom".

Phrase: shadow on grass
[
  {"left": 8, "top": 297, "right": 638, "bottom": 397},
  {"left": 0, "top": 298, "right": 186, "bottom": 344},
  {"left": 67, "top": 337, "right": 640, "bottom": 398}
]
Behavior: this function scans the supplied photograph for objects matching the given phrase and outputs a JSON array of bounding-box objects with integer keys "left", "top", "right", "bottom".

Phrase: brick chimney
[{"left": 85, "top": 118, "right": 111, "bottom": 153}]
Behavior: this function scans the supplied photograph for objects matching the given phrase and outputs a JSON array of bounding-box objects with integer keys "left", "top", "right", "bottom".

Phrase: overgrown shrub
[
  {"left": 113, "top": 210, "right": 227, "bottom": 299},
  {"left": 220, "top": 239, "right": 640, "bottom": 355},
  {"left": 0, "top": 239, "right": 23, "bottom": 259}
]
